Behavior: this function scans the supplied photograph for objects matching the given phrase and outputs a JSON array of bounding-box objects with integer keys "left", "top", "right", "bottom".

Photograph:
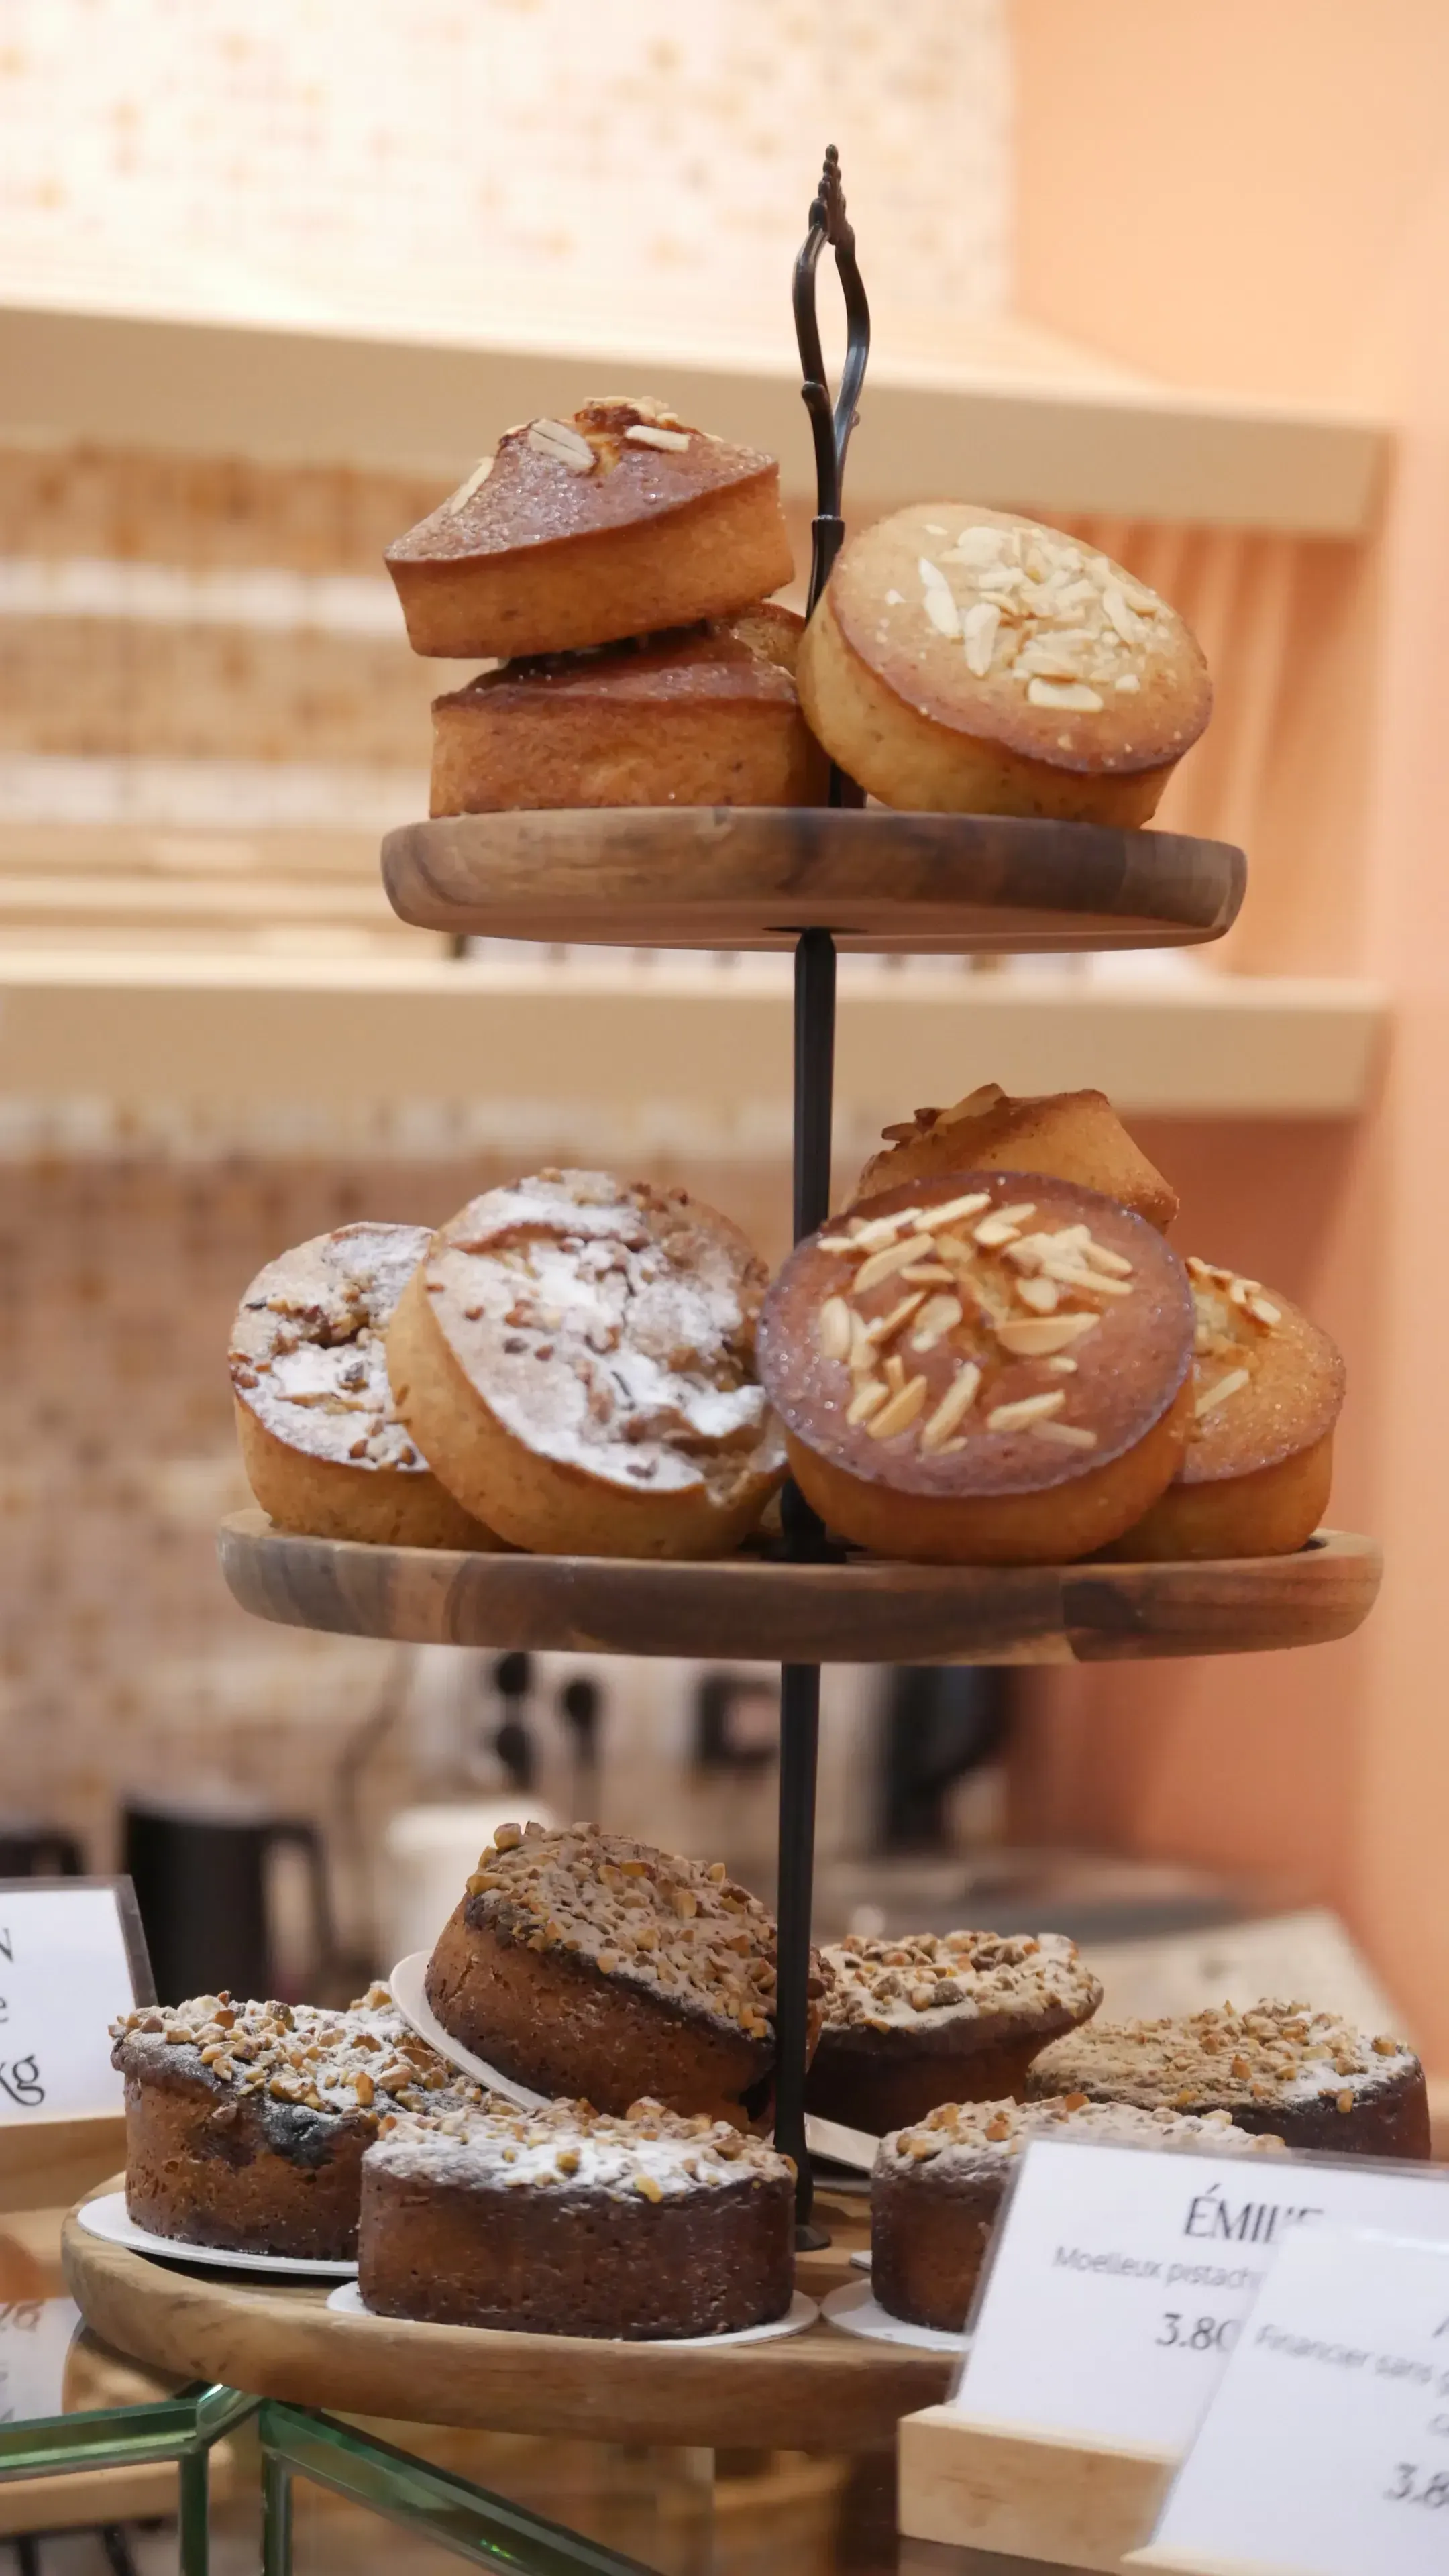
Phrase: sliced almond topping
[
  {"left": 1248, "top": 1296, "right": 1281, "bottom": 1327},
  {"left": 994, "top": 1313, "right": 1098, "bottom": 1358},
  {"left": 1196, "top": 1366, "right": 1250, "bottom": 1417},
  {"left": 853, "top": 1234, "right": 938, "bottom": 1294},
  {"left": 920, "top": 1361, "right": 982, "bottom": 1450},
  {"left": 526, "top": 418, "right": 597, "bottom": 472},
  {"left": 910, "top": 1294, "right": 964, "bottom": 1352},
  {"left": 817, "top": 1296, "right": 853, "bottom": 1362},
  {"left": 443, "top": 455, "right": 494, "bottom": 515},
  {"left": 1015, "top": 1274, "right": 1059, "bottom": 1314},
  {"left": 1045, "top": 1355, "right": 1079, "bottom": 1375},
  {"left": 867, "top": 1375, "right": 929, "bottom": 1439},
  {"left": 847, "top": 1380, "right": 889, "bottom": 1426},
  {"left": 836, "top": 1206, "right": 922, "bottom": 1253},
  {"left": 961, "top": 598, "right": 1001, "bottom": 677},
  {"left": 1101, "top": 581, "right": 1142, "bottom": 644},
  {"left": 1031, "top": 1420, "right": 1098, "bottom": 1450},
  {"left": 932, "top": 1235, "right": 977, "bottom": 1279},
  {"left": 924, "top": 586, "right": 960, "bottom": 638},
  {"left": 848, "top": 1312, "right": 876, "bottom": 1377},
  {"left": 936, "top": 1082, "right": 1005, "bottom": 1126},
  {"left": 865, "top": 1290, "right": 926, "bottom": 1346},
  {"left": 987, "top": 1389, "right": 1067, "bottom": 1433},
  {"left": 1083, "top": 1240, "right": 1134, "bottom": 1279},
  {"left": 923, "top": 1190, "right": 993, "bottom": 1230},
  {"left": 974, "top": 1203, "right": 1036, "bottom": 1249},
  {"left": 1042, "top": 1259, "right": 1133, "bottom": 1299},
  {"left": 624, "top": 422, "right": 690, "bottom": 450},
  {"left": 883, "top": 1353, "right": 907, "bottom": 1393},
  {"left": 818, "top": 1234, "right": 862, "bottom": 1255},
  {"left": 1026, "top": 677, "right": 1104, "bottom": 712},
  {"left": 918, "top": 556, "right": 950, "bottom": 593},
  {"left": 900, "top": 1263, "right": 955, "bottom": 1285}
]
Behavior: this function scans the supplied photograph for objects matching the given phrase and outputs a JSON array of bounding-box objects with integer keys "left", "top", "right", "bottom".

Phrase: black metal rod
[
  {"left": 773, "top": 1659, "right": 822, "bottom": 2231},
  {"left": 792, "top": 927, "right": 837, "bottom": 1244}
]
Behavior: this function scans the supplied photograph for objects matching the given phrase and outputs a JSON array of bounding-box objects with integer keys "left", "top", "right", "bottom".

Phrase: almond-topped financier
[
  {"left": 797, "top": 502, "right": 1211, "bottom": 824},
  {"left": 806, "top": 1929, "right": 1102, "bottom": 2134},
  {"left": 429, "top": 604, "right": 827, "bottom": 814},
  {"left": 756, "top": 1171, "right": 1195, "bottom": 1564},
  {"left": 1109, "top": 1258, "right": 1345, "bottom": 1559},
  {"left": 386, "top": 396, "right": 794, "bottom": 659},
  {"left": 852, "top": 1081, "right": 1177, "bottom": 1230},
  {"left": 386, "top": 1171, "right": 784, "bottom": 1560}
]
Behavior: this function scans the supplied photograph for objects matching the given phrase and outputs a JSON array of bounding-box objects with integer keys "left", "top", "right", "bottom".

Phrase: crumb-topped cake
[
  {"left": 425, "top": 1822, "right": 823, "bottom": 2127},
  {"left": 386, "top": 1171, "right": 785, "bottom": 1558},
  {"left": 386, "top": 396, "right": 794, "bottom": 660},
  {"left": 360, "top": 2095, "right": 794, "bottom": 2337},
  {"left": 873, "top": 2096, "right": 1287, "bottom": 2332},
  {"left": 807, "top": 1931, "right": 1102, "bottom": 2133},
  {"left": 1111, "top": 1258, "right": 1346, "bottom": 1560},
  {"left": 757, "top": 1169, "right": 1195, "bottom": 1563},
  {"left": 229, "top": 1224, "right": 498, "bottom": 1548},
  {"left": 111, "top": 1984, "right": 490, "bottom": 2258},
  {"left": 796, "top": 502, "right": 1211, "bottom": 825},
  {"left": 1027, "top": 2002, "right": 1429, "bottom": 2159},
  {"left": 851, "top": 1083, "right": 1178, "bottom": 1234}
]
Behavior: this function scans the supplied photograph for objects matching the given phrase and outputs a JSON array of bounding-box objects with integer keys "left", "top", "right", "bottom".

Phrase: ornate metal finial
[{"left": 793, "top": 144, "right": 871, "bottom": 614}]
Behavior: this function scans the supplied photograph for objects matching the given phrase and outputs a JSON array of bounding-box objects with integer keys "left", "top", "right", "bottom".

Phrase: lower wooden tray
[
  {"left": 62, "top": 2188, "right": 946, "bottom": 2450},
  {"left": 380, "top": 808, "right": 1245, "bottom": 953},
  {"left": 218, "top": 1511, "right": 1381, "bottom": 1664}
]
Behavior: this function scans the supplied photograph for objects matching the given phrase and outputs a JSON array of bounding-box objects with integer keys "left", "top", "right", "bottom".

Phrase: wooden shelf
[{"left": 0, "top": 296, "right": 1386, "bottom": 536}]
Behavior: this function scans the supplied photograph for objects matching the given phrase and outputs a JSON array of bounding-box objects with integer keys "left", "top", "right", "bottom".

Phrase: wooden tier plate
[
  {"left": 218, "top": 1512, "right": 1379, "bottom": 1666},
  {"left": 381, "top": 809, "right": 1246, "bottom": 953},
  {"left": 62, "top": 2190, "right": 943, "bottom": 2451}
]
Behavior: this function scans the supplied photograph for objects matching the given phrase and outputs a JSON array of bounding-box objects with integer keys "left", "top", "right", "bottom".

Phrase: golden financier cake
[
  {"left": 873, "top": 2098, "right": 1286, "bottom": 2334},
  {"left": 756, "top": 1171, "right": 1195, "bottom": 1564},
  {"left": 386, "top": 397, "right": 794, "bottom": 660},
  {"left": 853, "top": 1081, "right": 1178, "bottom": 1231},
  {"left": 806, "top": 1931, "right": 1102, "bottom": 2133},
  {"left": 425, "top": 1821, "right": 822, "bottom": 2127},
  {"left": 360, "top": 2097, "right": 794, "bottom": 2339},
  {"left": 1028, "top": 2002, "right": 1430, "bottom": 2160},
  {"left": 1110, "top": 1257, "right": 1346, "bottom": 1559},
  {"left": 230, "top": 1224, "right": 500, "bottom": 1548},
  {"left": 797, "top": 503, "right": 1211, "bottom": 824},
  {"left": 429, "top": 605, "right": 828, "bottom": 815},
  {"left": 387, "top": 1170, "right": 784, "bottom": 1560},
  {"left": 111, "top": 1984, "right": 488, "bottom": 2259}
]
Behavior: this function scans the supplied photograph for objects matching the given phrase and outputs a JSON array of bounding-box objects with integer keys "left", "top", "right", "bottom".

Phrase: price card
[
  {"left": 1138, "top": 2225, "right": 1449, "bottom": 2574},
  {"left": 0, "top": 1880, "right": 152, "bottom": 2120},
  {"left": 0, "top": 2298, "right": 80, "bottom": 2423},
  {"left": 949, "top": 2138, "right": 1449, "bottom": 2457}
]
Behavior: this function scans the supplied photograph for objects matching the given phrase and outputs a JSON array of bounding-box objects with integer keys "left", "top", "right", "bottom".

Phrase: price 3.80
[
  {"left": 1385, "top": 2464, "right": 1449, "bottom": 2508},
  {"left": 1156, "top": 2312, "right": 1238, "bottom": 2356}
]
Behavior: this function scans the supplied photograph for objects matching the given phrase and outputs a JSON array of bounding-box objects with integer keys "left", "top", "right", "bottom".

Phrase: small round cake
[
  {"left": 429, "top": 605, "right": 828, "bottom": 815},
  {"left": 1027, "top": 2002, "right": 1430, "bottom": 2159},
  {"left": 386, "top": 1171, "right": 784, "bottom": 1559},
  {"left": 359, "top": 2096, "right": 795, "bottom": 2339},
  {"left": 796, "top": 504, "right": 1212, "bottom": 824},
  {"left": 425, "top": 1821, "right": 822, "bottom": 2127},
  {"left": 1110, "top": 1258, "right": 1346, "bottom": 1559},
  {"left": 111, "top": 1984, "right": 488, "bottom": 2259},
  {"left": 386, "top": 397, "right": 795, "bottom": 660},
  {"left": 230, "top": 1223, "right": 501, "bottom": 1548},
  {"left": 873, "top": 2097, "right": 1287, "bottom": 2334},
  {"left": 806, "top": 1931, "right": 1102, "bottom": 2133},
  {"left": 757, "top": 1170, "right": 1195, "bottom": 1564},
  {"left": 852, "top": 1084, "right": 1177, "bottom": 1233}
]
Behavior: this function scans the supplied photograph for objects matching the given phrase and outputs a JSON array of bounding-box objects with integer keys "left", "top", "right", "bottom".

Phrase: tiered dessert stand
[{"left": 65, "top": 152, "right": 1381, "bottom": 2487}]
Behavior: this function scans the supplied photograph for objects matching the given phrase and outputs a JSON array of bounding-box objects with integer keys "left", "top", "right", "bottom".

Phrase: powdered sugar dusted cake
[
  {"left": 1027, "top": 2001, "right": 1429, "bottom": 2159},
  {"left": 360, "top": 2096, "right": 794, "bottom": 2337},
  {"left": 111, "top": 1984, "right": 491, "bottom": 2258},
  {"left": 873, "top": 2095, "right": 1287, "bottom": 2332},
  {"left": 386, "top": 1170, "right": 785, "bottom": 1557},
  {"left": 425, "top": 1821, "right": 823, "bottom": 2127},
  {"left": 808, "top": 1930, "right": 1103, "bottom": 2133}
]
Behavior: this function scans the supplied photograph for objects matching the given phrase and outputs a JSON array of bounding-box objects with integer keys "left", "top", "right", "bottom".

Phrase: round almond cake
[
  {"left": 425, "top": 1821, "right": 822, "bottom": 2127},
  {"left": 360, "top": 2096, "right": 795, "bottom": 2338},
  {"left": 873, "top": 2096, "right": 1288, "bottom": 2333},
  {"left": 1027, "top": 2002, "right": 1429, "bottom": 2159},
  {"left": 386, "top": 1170, "right": 784, "bottom": 1558},
  {"left": 806, "top": 1930, "right": 1102, "bottom": 2133},
  {"left": 111, "top": 1984, "right": 489, "bottom": 2258},
  {"left": 757, "top": 1170, "right": 1195, "bottom": 1563}
]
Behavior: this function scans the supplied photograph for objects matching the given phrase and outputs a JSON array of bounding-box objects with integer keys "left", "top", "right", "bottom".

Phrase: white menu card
[{"left": 0, "top": 1882, "right": 150, "bottom": 2120}]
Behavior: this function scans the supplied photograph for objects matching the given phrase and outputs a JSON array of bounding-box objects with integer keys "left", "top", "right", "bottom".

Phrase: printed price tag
[
  {"left": 1140, "top": 2225, "right": 1449, "bottom": 2575},
  {"left": 949, "top": 2138, "right": 1449, "bottom": 2456},
  {"left": 0, "top": 2298, "right": 80, "bottom": 2424},
  {"left": 0, "top": 1882, "right": 150, "bottom": 2120}
]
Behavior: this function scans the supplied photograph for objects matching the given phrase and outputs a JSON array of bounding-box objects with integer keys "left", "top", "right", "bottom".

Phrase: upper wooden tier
[{"left": 382, "top": 810, "right": 1246, "bottom": 955}]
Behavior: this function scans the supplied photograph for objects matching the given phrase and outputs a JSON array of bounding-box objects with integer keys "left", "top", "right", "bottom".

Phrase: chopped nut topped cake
[
  {"left": 386, "top": 396, "right": 794, "bottom": 659},
  {"left": 873, "top": 2096, "right": 1287, "bottom": 2333},
  {"left": 757, "top": 1169, "right": 1195, "bottom": 1562},
  {"left": 386, "top": 1169, "right": 785, "bottom": 1558},
  {"left": 425, "top": 1822, "right": 822, "bottom": 2127},
  {"left": 229, "top": 1223, "right": 500, "bottom": 1549},
  {"left": 1027, "top": 2002, "right": 1429, "bottom": 2159},
  {"left": 807, "top": 1931, "right": 1102, "bottom": 2133},
  {"left": 851, "top": 1083, "right": 1178, "bottom": 1233},
  {"left": 796, "top": 502, "right": 1212, "bottom": 824},
  {"left": 1110, "top": 1259, "right": 1346, "bottom": 1560},
  {"left": 111, "top": 1984, "right": 491, "bottom": 2258},
  {"left": 360, "top": 2096, "right": 795, "bottom": 2337}
]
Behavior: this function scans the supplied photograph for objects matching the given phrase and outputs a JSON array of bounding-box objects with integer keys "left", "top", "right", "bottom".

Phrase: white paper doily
[
  {"left": 389, "top": 1954, "right": 553, "bottom": 2109},
  {"left": 821, "top": 2278, "right": 969, "bottom": 2354},
  {"left": 327, "top": 2280, "right": 819, "bottom": 2347},
  {"left": 76, "top": 2192, "right": 358, "bottom": 2279}
]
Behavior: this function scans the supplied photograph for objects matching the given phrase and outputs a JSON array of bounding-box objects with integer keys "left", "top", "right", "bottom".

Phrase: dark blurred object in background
[
  {"left": 123, "top": 1795, "right": 334, "bottom": 2004},
  {"left": 877, "top": 1666, "right": 1013, "bottom": 1851}
]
